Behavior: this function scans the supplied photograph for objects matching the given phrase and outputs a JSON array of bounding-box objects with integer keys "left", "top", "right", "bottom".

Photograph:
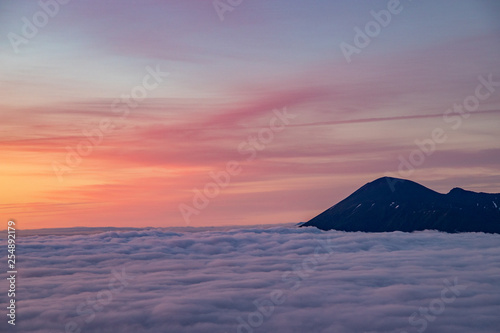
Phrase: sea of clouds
[{"left": 1, "top": 225, "right": 499, "bottom": 333}]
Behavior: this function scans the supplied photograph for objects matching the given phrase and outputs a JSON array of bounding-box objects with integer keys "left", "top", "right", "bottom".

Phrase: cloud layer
[{"left": 1, "top": 225, "right": 499, "bottom": 332}]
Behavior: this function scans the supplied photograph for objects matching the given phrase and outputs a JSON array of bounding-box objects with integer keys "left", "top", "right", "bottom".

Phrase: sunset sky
[{"left": 1, "top": 0, "right": 499, "bottom": 229}]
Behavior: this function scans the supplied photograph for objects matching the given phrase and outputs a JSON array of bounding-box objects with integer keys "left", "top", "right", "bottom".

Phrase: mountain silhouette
[{"left": 301, "top": 177, "right": 500, "bottom": 233}]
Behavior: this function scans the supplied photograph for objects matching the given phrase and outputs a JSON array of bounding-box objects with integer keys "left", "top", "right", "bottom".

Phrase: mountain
[{"left": 300, "top": 177, "right": 500, "bottom": 234}]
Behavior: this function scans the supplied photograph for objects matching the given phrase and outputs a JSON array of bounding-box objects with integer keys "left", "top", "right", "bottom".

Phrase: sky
[{"left": 1, "top": 0, "right": 500, "bottom": 229}]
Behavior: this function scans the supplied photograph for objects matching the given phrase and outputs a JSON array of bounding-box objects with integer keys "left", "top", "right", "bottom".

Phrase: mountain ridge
[{"left": 301, "top": 177, "right": 500, "bottom": 234}]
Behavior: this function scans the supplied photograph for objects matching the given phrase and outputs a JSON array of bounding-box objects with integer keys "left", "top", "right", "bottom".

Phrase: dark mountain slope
[{"left": 301, "top": 177, "right": 500, "bottom": 233}]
